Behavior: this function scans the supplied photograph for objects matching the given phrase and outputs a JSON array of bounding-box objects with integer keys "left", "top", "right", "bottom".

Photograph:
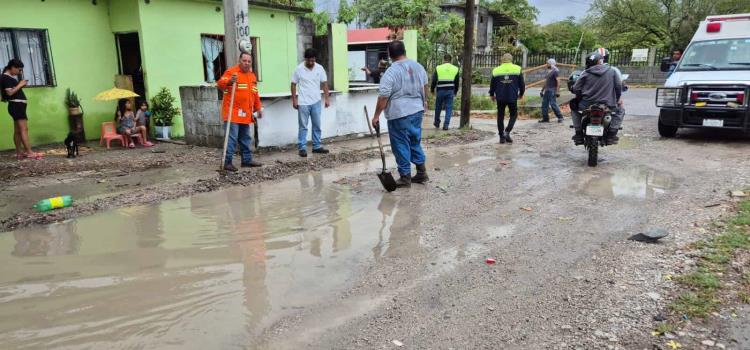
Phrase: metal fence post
[{"left": 522, "top": 48, "right": 528, "bottom": 68}]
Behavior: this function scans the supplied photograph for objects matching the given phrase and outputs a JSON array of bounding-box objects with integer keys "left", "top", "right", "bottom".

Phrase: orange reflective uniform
[{"left": 217, "top": 65, "right": 262, "bottom": 125}]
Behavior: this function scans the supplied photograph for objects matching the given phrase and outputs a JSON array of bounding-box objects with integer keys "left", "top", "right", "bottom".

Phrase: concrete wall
[{"left": 180, "top": 86, "right": 383, "bottom": 148}]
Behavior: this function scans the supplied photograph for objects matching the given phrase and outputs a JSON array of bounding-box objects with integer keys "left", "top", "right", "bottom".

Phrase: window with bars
[
  {"left": 0, "top": 29, "right": 55, "bottom": 87},
  {"left": 201, "top": 34, "right": 260, "bottom": 83}
]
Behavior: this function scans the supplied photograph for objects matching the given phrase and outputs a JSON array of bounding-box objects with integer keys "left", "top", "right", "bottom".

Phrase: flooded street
[
  {"left": 1, "top": 114, "right": 749, "bottom": 349},
  {"left": 0, "top": 159, "right": 417, "bottom": 349}
]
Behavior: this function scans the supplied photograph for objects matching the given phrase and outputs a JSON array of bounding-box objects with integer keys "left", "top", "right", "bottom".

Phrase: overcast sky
[{"left": 529, "top": 0, "right": 592, "bottom": 24}]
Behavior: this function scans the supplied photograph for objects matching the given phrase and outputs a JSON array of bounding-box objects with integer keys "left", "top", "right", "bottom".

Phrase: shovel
[
  {"left": 364, "top": 106, "right": 397, "bottom": 192},
  {"left": 219, "top": 81, "right": 238, "bottom": 173}
]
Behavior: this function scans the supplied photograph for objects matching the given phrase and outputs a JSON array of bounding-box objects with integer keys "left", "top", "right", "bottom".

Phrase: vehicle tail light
[
  {"left": 707, "top": 22, "right": 721, "bottom": 33},
  {"left": 737, "top": 92, "right": 745, "bottom": 104}
]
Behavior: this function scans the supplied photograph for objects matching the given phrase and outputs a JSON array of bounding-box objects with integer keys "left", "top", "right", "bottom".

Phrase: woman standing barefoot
[{"left": 1, "top": 59, "right": 43, "bottom": 160}]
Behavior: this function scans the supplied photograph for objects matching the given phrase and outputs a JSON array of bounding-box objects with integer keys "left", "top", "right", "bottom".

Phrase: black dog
[{"left": 64, "top": 132, "right": 79, "bottom": 158}]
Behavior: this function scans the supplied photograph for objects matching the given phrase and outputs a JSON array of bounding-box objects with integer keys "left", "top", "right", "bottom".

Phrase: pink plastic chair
[{"left": 99, "top": 122, "right": 125, "bottom": 149}]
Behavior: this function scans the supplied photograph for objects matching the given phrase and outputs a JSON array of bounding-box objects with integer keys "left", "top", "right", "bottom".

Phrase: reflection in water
[
  {"left": 13, "top": 220, "right": 80, "bottom": 257},
  {"left": 0, "top": 164, "right": 420, "bottom": 349},
  {"left": 580, "top": 168, "right": 674, "bottom": 200}
]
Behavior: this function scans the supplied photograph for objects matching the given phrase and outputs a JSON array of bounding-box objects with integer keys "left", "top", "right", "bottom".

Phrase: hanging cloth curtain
[{"left": 201, "top": 37, "right": 223, "bottom": 82}]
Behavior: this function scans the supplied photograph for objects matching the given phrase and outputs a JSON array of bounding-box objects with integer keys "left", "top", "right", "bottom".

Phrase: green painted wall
[
  {"left": 0, "top": 0, "right": 119, "bottom": 151},
  {"left": 136, "top": 0, "right": 300, "bottom": 137},
  {"left": 330, "top": 23, "right": 349, "bottom": 92},
  {"left": 0, "top": 0, "right": 301, "bottom": 148},
  {"left": 404, "top": 29, "right": 418, "bottom": 61},
  {"left": 109, "top": 0, "right": 140, "bottom": 33}
]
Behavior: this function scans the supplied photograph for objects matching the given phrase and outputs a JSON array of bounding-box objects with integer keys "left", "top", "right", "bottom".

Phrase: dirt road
[{"left": 1, "top": 111, "right": 749, "bottom": 349}]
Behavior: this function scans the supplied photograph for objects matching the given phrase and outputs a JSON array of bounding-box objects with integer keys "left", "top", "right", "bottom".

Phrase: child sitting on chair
[{"left": 115, "top": 99, "right": 153, "bottom": 148}]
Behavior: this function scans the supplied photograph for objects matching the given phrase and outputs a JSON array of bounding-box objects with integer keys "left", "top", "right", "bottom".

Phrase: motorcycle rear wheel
[{"left": 587, "top": 140, "right": 598, "bottom": 167}]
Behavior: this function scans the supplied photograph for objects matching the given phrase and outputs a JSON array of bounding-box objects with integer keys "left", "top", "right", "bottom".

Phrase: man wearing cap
[
  {"left": 216, "top": 52, "right": 263, "bottom": 172},
  {"left": 489, "top": 53, "right": 525, "bottom": 144},
  {"left": 540, "top": 58, "right": 564, "bottom": 123},
  {"left": 430, "top": 54, "right": 459, "bottom": 130}
]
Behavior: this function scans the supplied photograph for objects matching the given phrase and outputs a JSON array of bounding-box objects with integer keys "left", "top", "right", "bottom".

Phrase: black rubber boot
[
  {"left": 411, "top": 164, "right": 429, "bottom": 184},
  {"left": 499, "top": 134, "right": 506, "bottom": 144},
  {"left": 504, "top": 131, "right": 513, "bottom": 143},
  {"left": 396, "top": 174, "right": 412, "bottom": 188},
  {"left": 605, "top": 129, "right": 619, "bottom": 145},
  {"left": 572, "top": 130, "right": 584, "bottom": 145}
]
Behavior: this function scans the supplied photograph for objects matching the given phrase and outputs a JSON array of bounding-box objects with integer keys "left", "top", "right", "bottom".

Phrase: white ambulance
[{"left": 656, "top": 13, "right": 750, "bottom": 137}]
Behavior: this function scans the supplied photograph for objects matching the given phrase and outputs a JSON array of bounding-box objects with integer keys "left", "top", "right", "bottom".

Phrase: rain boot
[
  {"left": 572, "top": 130, "right": 584, "bottom": 145},
  {"left": 499, "top": 134, "right": 506, "bottom": 144},
  {"left": 396, "top": 174, "right": 412, "bottom": 188},
  {"left": 411, "top": 164, "right": 429, "bottom": 184}
]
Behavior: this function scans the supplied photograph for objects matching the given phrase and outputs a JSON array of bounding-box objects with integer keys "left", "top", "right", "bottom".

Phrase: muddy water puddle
[
  {"left": 0, "top": 161, "right": 426, "bottom": 349},
  {"left": 578, "top": 167, "right": 674, "bottom": 200}
]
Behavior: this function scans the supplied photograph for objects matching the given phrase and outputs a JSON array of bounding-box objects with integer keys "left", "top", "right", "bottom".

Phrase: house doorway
[{"left": 115, "top": 32, "right": 145, "bottom": 98}]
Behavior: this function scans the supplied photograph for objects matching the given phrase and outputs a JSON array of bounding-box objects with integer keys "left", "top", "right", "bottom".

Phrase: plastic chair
[{"left": 100, "top": 122, "right": 125, "bottom": 149}]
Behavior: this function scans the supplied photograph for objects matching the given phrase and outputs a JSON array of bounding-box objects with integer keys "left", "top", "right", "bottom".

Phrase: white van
[{"left": 655, "top": 13, "right": 750, "bottom": 137}]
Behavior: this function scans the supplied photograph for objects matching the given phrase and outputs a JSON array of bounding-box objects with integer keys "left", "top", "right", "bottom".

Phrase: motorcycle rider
[
  {"left": 595, "top": 48, "right": 626, "bottom": 144},
  {"left": 570, "top": 51, "right": 622, "bottom": 145}
]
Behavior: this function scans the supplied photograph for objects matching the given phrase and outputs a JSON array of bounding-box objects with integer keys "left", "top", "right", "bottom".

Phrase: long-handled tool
[
  {"left": 364, "top": 106, "right": 397, "bottom": 192},
  {"left": 220, "top": 81, "right": 238, "bottom": 172}
]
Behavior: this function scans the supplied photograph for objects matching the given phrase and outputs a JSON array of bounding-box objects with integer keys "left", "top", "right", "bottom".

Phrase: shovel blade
[{"left": 377, "top": 170, "right": 398, "bottom": 192}]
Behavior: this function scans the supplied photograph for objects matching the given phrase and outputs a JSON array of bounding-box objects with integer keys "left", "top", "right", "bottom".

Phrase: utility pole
[
  {"left": 459, "top": 0, "right": 475, "bottom": 128},
  {"left": 223, "top": 0, "right": 251, "bottom": 67}
]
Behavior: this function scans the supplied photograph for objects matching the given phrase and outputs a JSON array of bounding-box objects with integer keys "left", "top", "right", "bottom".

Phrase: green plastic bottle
[{"left": 33, "top": 196, "right": 73, "bottom": 212}]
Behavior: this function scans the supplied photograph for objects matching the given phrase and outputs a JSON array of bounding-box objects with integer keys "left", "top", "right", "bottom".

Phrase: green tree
[
  {"left": 337, "top": 0, "right": 357, "bottom": 25},
  {"left": 296, "top": 0, "right": 331, "bottom": 36},
  {"left": 422, "top": 14, "right": 465, "bottom": 66},
  {"left": 356, "top": 0, "right": 440, "bottom": 29},
  {"left": 541, "top": 17, "right": 597, "bottom": 50},
  {"left": 588, "top": 0, "right": 750, "bottom": 49}
]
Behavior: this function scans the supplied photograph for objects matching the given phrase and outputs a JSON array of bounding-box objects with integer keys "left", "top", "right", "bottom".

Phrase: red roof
[{"left": 348, "top": 28, "right": 392, "bottom": 44}]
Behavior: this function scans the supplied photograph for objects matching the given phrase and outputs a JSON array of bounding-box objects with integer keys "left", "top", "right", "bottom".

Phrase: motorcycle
[
  {"left": 579, "top": 103, "right": 612, "bottom": 167},
  {"left": 568, "top": 73, "right": 629, "bottom": 167}
]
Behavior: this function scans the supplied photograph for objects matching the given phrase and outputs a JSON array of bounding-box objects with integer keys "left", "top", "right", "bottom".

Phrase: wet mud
[{"left": 0, "top": 129, "right": 494, "bottom": 232}]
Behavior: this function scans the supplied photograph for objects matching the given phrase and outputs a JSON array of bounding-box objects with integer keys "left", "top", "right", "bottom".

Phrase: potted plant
[
  {"left": 151, "top": 87, "right": 180, "bottom": 140},
  {"left": 65, "top": 88, "right": 86, "bottom": 143}
]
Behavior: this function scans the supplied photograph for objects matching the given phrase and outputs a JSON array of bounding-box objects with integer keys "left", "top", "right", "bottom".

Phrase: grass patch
[
  {"left": 654, "top": 322, "right": 676, "bottom": 335},
  {"left": 669, "top": 292, "right": 719, "bottom": 317},
  {"left": 677, "top": 271, "right": 721, "bottom": 290},
  {"left": 667, "top": 199, "right": 750, "bottom": 318},
  {"left": 426, "top": 94, "right": 542, "bottom": 113},
  {"left": 701, "top": 251, "right": 731, "bottom": 265}
]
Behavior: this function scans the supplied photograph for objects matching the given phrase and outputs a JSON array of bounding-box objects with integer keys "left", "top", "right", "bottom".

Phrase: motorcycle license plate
[
  {"left": 702, "top": 119, "right": 723, "bottom": 127},
  {"left": 586, "top": 125, "right": 604, "bottom": 136}
]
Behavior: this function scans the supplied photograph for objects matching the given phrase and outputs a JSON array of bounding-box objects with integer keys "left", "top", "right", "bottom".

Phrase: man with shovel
[
  {"left": 371, "top": 40, "right": 429, "bottom": 188},
  {"left": 217, "top": 52, "right": 263, "bottom": 172}
]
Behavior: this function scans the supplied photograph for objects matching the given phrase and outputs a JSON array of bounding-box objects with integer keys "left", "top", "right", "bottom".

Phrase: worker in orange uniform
[{"left": 217, "top": 52, "right": 263, "bottom": 172}]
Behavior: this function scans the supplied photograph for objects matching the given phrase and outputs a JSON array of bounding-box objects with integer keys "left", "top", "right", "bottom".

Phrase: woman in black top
[{"left": 2, "top": 59, "right": 42, "bottom": 160}]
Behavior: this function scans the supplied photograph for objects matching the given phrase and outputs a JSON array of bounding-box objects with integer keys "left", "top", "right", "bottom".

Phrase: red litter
[{"left": 485, "top": 258, "right": 496, "bottom": 265}]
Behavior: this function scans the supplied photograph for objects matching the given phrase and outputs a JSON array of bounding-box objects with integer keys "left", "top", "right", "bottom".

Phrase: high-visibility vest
[{"left": 436, "top": 63, "right": 459, "bottom": 89}]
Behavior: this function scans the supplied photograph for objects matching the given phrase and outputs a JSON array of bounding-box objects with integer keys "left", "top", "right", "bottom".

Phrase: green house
[{"left": 0, "top": 0, "right": 309, "bottom": 150}]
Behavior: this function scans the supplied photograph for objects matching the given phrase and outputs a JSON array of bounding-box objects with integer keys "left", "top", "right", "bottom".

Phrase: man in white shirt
[{"left": 291, "top": 48, "right": 331, "bottom": 157}]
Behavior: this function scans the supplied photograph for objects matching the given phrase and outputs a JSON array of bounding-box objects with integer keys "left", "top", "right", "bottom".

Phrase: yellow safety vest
[{"left": 436, "top": 63, "right": 459, "bottom": 88}]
